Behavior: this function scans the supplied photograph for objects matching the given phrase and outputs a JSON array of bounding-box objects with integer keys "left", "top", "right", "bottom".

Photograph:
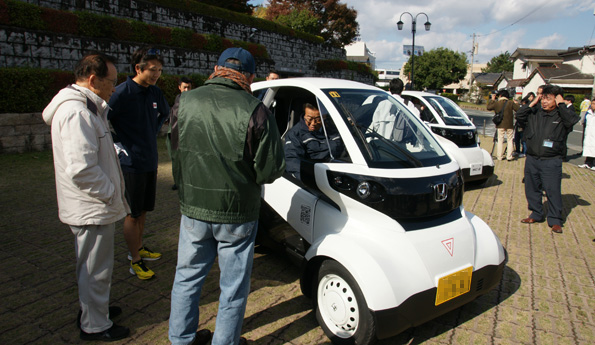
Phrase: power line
[{"left": 477, "top": 1, "right": 550, "bottom": 38}]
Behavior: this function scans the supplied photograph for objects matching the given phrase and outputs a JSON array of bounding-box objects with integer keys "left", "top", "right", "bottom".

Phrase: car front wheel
[{"left": 314, "top": 260, "right": 376, "bottom": 345}]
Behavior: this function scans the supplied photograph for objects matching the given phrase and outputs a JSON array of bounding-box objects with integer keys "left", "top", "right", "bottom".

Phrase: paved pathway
[{"left": 1, "top": 137, "right": 594, "bottom": 344}]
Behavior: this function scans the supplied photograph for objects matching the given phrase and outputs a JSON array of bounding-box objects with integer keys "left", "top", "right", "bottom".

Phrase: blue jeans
[{"left": 169, "top": 215, "right": 258, "bottom": 345}]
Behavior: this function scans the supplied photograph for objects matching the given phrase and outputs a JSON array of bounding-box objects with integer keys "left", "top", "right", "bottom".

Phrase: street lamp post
[{"left": 397, "top": 12, "right": 431, "bottom": 90}]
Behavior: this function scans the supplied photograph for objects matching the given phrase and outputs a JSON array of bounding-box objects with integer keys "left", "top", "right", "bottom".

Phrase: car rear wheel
[{"left": 314, "top": 260, "right": 376, "bottom": 345}]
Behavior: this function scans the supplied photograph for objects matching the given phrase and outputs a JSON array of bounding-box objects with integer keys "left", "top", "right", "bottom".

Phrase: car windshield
[
  {"left": 423, "top": 96, "right": 472, "bottom": 126},
  {"left": 323, "top": 89, "right": 450, "bottom": 168}
]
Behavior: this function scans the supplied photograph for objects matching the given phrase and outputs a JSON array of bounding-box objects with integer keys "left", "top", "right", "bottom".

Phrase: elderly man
[
  {"left": 284, "top": 103, "right": 344, "bottom": 180},
  {"left": 515, "top": 85, "right": 579, "bottom": 234},
  {"left": 168, "top": 47, "right": 285, "bottom": 345},
  {"left": 42, "top": 52, "right": 130, "bottom": 341}
]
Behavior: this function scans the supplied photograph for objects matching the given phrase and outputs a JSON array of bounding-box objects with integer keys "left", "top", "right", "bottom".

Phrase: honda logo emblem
[{"left": 434, "top": 183, "right": 448, "bottom": 202}]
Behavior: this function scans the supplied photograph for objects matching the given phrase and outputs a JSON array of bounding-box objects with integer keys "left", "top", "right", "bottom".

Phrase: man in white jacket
[{"left": 42, "top": 52, "right": 130, "bottom": 342}]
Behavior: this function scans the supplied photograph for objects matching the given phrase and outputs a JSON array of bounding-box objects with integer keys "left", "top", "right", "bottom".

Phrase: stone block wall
[
  {"left": 12, "top": 0, "right": 347, "bottom": 77},
  {"left": 0, "top": 113, "right": 50, "bottom": 153},
  {"left": 0, "top": 0, "right": 375, "bottom": 153}
]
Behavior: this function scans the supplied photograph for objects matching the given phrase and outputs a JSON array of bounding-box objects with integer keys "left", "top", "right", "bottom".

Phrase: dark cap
[{"left": 217, "top": 48, "right": 255, "bottom": 74}]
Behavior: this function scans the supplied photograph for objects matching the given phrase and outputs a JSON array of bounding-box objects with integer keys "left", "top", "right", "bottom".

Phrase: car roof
[
  {"left": 402, "top": 91, "right": 441, "bottom": 97},
  {"left": 252, "top": 77, "right": 381, "bottom": 91}
]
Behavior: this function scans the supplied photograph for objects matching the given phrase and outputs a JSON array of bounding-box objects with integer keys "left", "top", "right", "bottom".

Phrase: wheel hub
[{"left": 318, "top": 274, "right": 359, "bottom": 335}]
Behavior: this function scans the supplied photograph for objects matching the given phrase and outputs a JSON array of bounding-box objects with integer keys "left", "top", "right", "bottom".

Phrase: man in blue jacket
[
  {"left": 284, "top": 103, "right": 344, "bottom": 180},
  {"left": 109, "top": 46, "right": 170, "bottom": 279}
]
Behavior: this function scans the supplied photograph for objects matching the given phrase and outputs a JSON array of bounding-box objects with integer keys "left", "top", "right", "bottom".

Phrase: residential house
[{"left": 510, "top": 47, "right": 594, "bottom": 98}]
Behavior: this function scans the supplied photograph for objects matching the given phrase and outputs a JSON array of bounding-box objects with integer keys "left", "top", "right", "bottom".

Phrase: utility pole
[{"left": 469, "top": 33, "right": 478, "bottom": 100}]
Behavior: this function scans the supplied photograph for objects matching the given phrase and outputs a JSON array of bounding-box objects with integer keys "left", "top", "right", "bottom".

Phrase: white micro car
[
  {"left": 402, "top": 91, "right": 494, "bottom": 184},
  {"left": 252, "top": 78, "right": 506, "bottom": 345}
]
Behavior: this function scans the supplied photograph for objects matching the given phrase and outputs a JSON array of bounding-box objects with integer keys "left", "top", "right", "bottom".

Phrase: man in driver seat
[{"left": 284, "top": 103, "right": 344, "bottom": 180}]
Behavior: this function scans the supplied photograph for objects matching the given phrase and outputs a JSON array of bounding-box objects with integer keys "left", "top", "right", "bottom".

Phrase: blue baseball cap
[{"left": 217, "top": 48, "right": 255, "bottom": 74}]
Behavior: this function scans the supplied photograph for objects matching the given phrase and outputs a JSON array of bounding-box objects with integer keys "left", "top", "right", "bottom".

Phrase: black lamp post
[{"left": 397, "top": 12, "right": 431, "bottom": 90}]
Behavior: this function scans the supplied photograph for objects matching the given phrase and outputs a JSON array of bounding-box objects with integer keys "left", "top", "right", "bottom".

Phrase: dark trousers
[{"left": 524, "top": 155, "right": 563, "bottom": 226}]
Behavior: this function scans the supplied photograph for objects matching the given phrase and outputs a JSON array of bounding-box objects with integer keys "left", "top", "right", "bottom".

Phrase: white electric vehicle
[
  {"left": 402, "top": 91, "right": 494, "bottom": 184},
  {"left": 252, "top": 78, "right": 506, "bottom": 344}
]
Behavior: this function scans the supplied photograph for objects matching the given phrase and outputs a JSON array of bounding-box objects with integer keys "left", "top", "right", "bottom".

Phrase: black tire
[{"left": 314, "top": 260, "right": 376, "bottom": 345}]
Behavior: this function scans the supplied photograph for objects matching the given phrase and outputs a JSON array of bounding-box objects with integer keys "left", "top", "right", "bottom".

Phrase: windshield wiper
[
  {"left": 338, "top": 103, "right": 374, "bottom": 159},
  {"left": 363, "top": 127, "right": 423, "bottom": 168}
]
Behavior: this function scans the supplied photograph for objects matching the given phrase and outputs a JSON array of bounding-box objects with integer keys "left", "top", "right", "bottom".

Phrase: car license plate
[
  {"left": 435, "top": 266, "right": 473, "bottom": 305},
  {"left": 469, "top": 163, "right": 482, "bottom": 176}
]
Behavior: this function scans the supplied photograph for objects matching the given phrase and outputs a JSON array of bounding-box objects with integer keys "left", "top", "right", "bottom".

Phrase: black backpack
[{"left": 492, "top": 100, "right": 508, "bottom": 125}]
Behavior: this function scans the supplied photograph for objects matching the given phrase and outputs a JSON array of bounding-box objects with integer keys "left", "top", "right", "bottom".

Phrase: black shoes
[
  {"left": 192, "top": 329, "right": 212, "bottom": 345},
  {"left": 80, "top": 324, "right": 130, "bottom": 342},
  {"left": 190, "top": 329, "right": 247, "bottom": 345},
  {"left": 77, "top": 306, "right": 122, "bottom": 329}
]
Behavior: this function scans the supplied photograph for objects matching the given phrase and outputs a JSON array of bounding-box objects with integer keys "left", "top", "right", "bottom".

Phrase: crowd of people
[
  {"left": 42, "top": 44, "right": 591, "bottom": 343},
  {"left": 43, "top": 47, "right": 285, "bottom": 344}
]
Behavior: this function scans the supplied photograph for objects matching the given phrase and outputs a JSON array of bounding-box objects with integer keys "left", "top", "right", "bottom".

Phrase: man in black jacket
[{"left": 515, "top": 85, "right": 579, "bottom": 233}]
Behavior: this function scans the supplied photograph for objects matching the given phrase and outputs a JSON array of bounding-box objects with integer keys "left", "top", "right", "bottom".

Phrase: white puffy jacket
[{"left": 43, "top": 84, "right": 129, "bottom": 226}]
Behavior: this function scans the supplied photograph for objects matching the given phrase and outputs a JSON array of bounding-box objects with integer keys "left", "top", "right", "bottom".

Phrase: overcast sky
[{"left": 249, "top": 0, "right": 595, "bottom": 70}]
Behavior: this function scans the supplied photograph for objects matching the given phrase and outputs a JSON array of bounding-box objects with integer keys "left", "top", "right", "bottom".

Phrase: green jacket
[{"left": 169, "top": 77, "right": 285, "bottom": 223}]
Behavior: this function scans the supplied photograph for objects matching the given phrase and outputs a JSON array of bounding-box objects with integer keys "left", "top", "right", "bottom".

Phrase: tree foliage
[
  {"left": 403, "top": 47, "right": 468, "bottom": 90},
  {"left": 264, "top": 0, "right": 359, "bottom": 47},
  {"left": 482, "top": 51, "right": 514, "bottom": 73},
  {"left": 275, "top": 9, "right": 319, "bottom": 34}
]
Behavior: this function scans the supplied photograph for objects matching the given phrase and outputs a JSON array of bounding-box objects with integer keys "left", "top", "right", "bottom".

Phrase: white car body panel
[
  {"left": 252, "top": 78, "right": 506, "bottom": 341},
  {"left": 402, "top": 91, "right": 495, "bottom": 182}
]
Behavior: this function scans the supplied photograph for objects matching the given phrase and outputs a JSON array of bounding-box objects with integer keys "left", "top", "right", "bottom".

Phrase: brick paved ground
[{"left": 1, "top": 136, "right": 594, "bottom": 345}]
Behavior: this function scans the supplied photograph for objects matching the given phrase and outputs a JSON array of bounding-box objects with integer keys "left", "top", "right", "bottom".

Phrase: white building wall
[
  {"left": 513, "top": 59, "right": 526, "bottom": 79},
  {"left": 522, "top": 74, "right": 546, "bottom": 98}
]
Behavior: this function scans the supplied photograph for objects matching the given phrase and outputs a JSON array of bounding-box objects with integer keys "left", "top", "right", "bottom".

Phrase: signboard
[{"left": 403, "top": 45, "right": 425, "bottom": 56}]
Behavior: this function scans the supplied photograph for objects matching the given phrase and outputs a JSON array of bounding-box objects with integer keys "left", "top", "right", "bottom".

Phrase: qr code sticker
[{"left": 300, "top": 205, "right": 311, "bottom": 225}]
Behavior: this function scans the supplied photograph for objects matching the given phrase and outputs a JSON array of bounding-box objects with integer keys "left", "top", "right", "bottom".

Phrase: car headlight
[
  {"left": 357, "top": 181, "right": 371, "bottom": 199},
  {"left": 327, "top": 172, "right": 385, "bottom": 203}
]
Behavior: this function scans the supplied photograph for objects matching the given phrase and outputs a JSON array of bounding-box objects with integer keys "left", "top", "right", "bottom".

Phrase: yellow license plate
[{"left": 435, "top": 266, "right": 473, "bottom": 305}]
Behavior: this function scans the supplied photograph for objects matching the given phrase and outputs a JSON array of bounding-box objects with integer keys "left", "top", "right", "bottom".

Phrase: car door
[{"left": 256, "top": 85, "right": 331, "bottom": 244}]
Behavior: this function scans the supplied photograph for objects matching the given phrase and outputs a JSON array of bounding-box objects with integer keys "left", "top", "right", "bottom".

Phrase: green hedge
[
  {"left": 316, "top": 59, "right": 376, "bottom": 78},
  {"left": 441, "top": 92, "right": 459, "bottom": 102},
  {"left": 0, "top": 0, "right": 269, "bottom": 59},
  {"left": 0, "top": 67, "right": 208, "bottom": 113}
]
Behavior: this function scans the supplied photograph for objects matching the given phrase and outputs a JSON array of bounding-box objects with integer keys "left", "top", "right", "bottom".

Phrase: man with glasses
[
  {"left": 108, "top": 46, "right": 170, "bottom": 279},
  {"left": 284, "top": 103, "right": 344, "bottom": 180},
  {"left": 516, "top": 85, "right": 579, "bottom": 234},
  {"left": 43, "top": 52, "right": 130, "bottom": 341}
]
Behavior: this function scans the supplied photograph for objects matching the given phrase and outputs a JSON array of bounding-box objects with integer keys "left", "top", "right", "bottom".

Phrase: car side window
[{"left": 282, "top": 89, "right": 349, "bottom": 181}]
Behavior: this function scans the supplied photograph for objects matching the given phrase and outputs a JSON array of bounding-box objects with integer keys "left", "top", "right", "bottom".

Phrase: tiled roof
[
  {"left": 473, "top": 72, "right": 502, "bottom": 85},
  {"left": 511, "top": 48, "right": 566, "bottom": 59},
  {"left": 535, "top": 64, "right": 593, "bottom": 82}
]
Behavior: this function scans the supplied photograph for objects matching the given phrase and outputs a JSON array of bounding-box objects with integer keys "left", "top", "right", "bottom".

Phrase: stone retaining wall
[
  {"left": 0, "top": 113, "right": 50, "bottom": 153},
  {"left": 9, "top": 0, "right": 347, "bottom": 77},
  {"left": 0, "top": 0, "right": 374, "bottom": 153}
]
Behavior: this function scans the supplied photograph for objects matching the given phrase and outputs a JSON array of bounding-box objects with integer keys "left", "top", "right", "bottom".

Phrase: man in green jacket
[{"left": 168, "top": 48, "right": 285, "bottom": 345}]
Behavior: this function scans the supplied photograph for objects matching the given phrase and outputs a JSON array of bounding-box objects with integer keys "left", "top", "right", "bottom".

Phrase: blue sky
[{"left": 248, "top": 0, "right": 595, "bottom": 70}]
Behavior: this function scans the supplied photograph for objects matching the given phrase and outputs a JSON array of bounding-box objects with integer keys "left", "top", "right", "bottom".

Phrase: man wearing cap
[
  {"left": 108, "top": 46, "right": 170, "bottom": 280},
  {"left": 167, "top": 48, "right": 285, "bottom": 345}
]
